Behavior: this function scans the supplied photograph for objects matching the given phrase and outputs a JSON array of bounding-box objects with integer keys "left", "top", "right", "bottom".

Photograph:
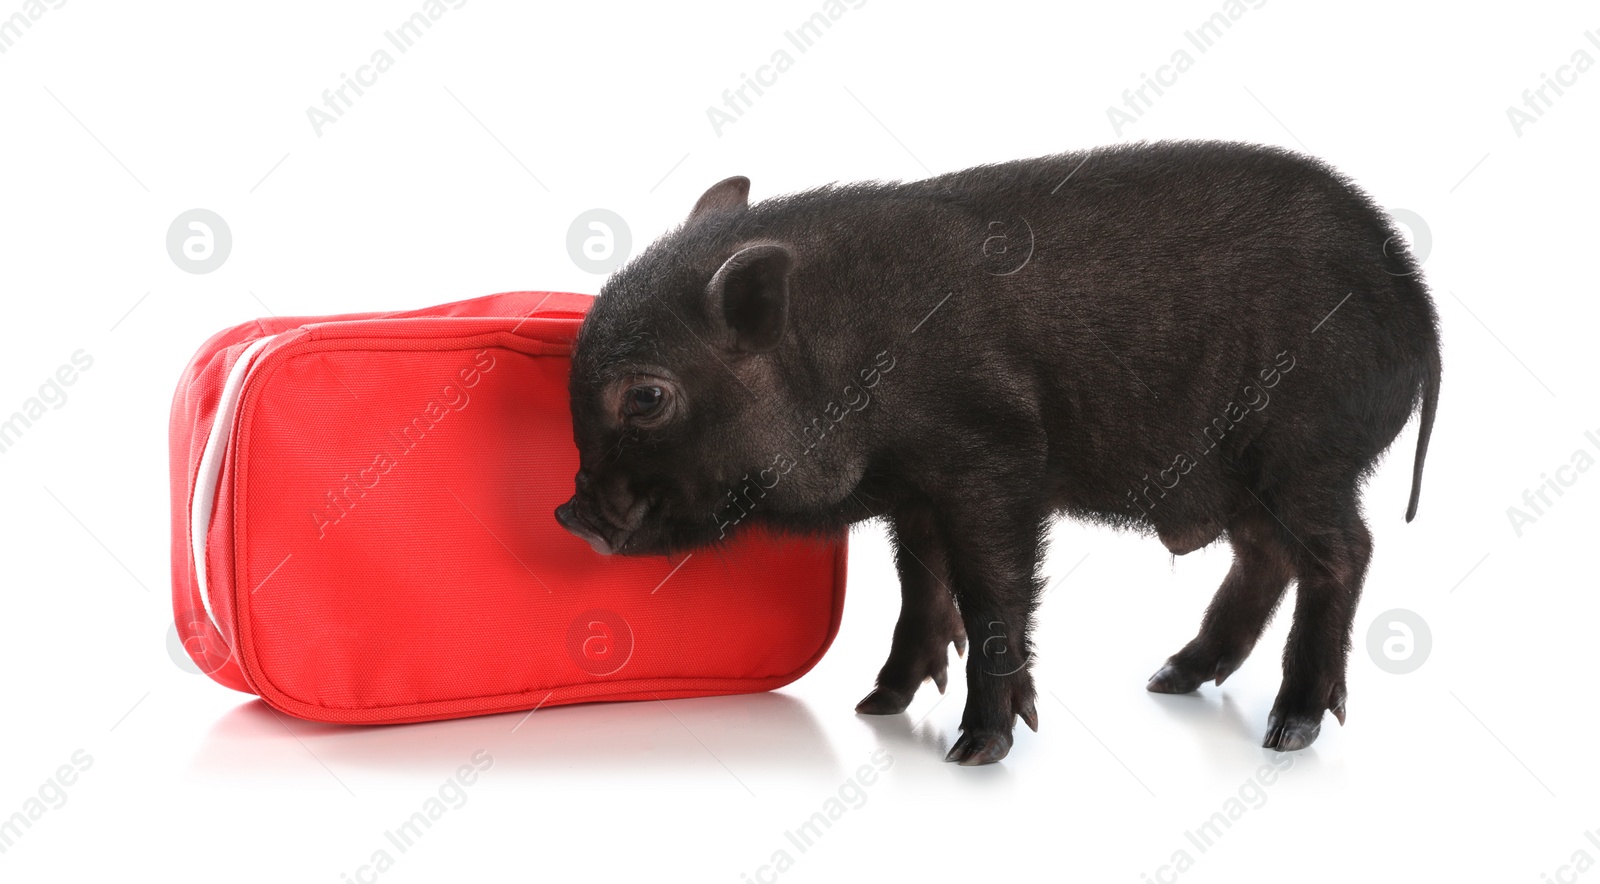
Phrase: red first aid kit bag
[{"left": 169, "top": 291, "right": 846, "bottom": 724}]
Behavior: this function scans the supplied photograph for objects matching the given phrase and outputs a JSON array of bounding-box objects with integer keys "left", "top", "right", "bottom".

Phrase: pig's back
[{"left": 890, "top": 141, "right": 1437, "bottom": 530}]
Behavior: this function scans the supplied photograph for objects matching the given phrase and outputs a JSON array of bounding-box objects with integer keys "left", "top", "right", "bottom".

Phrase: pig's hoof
[
  {"left": 855, "top": 636, "right": 958, "bottom": 715},
  {"left": 1147, "top": 652, "right": 1241, "bottom": 694},
  {"left": 1263, "top": 684, "right": 1345, "bottom": 750},
  {"left": 855, "top": 662, "right": 949, "bottom": 715},
  {"left": 1261, "top": 713, "right": 1322, "bottom": 751},
  {"left": 855, "top": 687, "right": 915, "bottom": 715},
  {"left": 1146, "top": 662, "right": 1206, "bottom": 694},
  {"left": 944, "top": 730, "right": 1013, "bottom": 765}
]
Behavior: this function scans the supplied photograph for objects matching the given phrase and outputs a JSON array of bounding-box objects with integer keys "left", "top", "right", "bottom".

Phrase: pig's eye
[{"left": 622, "top": 385, "right": 665, "bottom": 420}]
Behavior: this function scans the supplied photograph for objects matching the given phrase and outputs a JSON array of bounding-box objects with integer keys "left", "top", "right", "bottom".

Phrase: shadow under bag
[{"left": 169, "top": 290, "right": 846, "bottom": 724}]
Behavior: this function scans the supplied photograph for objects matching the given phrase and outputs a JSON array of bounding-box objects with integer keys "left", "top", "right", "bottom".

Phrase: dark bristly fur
[{"left": 554, "top": 140, "right": 1442, "bottom": 765}]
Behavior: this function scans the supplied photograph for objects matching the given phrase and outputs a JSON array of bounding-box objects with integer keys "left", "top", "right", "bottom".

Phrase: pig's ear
[
  {"left": 707, "top": 244, "right": 792, "bottom": 353},
  {"left": 689, "top": 176, "right": 750, "bottom": 220}
]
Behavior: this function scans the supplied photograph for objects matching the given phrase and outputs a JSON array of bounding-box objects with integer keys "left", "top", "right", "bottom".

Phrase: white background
[{"left": 2, "top": 2, "right": 1597, "bottom": 882}]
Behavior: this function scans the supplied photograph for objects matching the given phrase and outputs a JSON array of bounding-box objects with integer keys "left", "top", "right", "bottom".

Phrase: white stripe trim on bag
[{"left": 191, "top": 335, "right": 276, "bottom": 634}]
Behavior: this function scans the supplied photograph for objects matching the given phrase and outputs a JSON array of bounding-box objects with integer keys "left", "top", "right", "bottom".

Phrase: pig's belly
[{"left": 1043, "top": 424, "right": 1243, "bottom": 556}]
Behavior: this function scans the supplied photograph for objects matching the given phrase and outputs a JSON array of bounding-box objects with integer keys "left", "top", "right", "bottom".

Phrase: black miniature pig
[{"left": 555, "top": 140, "right": 1441, "bottom": 765}]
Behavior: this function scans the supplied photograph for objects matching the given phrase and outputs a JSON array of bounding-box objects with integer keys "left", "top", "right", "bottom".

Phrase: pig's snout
[
  {"left": 555, "top": 498, "right": 616, "bottom": 556},
  {"left": 556, "top": 470, "right": 659, "bottom": 555}
]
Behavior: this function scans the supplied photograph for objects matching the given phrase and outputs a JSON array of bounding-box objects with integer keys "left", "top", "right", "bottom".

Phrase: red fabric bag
[{"left": 169, "top": 291, "right": 847, "bottom": 724}]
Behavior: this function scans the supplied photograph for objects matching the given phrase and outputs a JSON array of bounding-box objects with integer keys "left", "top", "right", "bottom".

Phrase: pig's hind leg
[
  {"left": 1260, "top": 481, "right": 1371, "bottom": 751},
  {"left": 1147, "top": 505, "right": 1295, "bottom": 694},
  {"left": 856, "top": 506, "right": 968, "bottom": 716}
]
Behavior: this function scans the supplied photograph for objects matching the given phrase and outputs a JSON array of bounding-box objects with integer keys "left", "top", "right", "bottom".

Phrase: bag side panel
[
  {"left": 169, "top": 322, "right": 276, "bottom": 692},
  {"left": 227, "top": 323, "right": 846, "bottom": 724},
  {"left": 170, "top": 293, "right": 592, "bottom": 694}
]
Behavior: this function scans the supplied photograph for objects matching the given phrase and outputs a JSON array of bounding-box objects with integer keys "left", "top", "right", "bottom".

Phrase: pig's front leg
[
  {"left": 935, "top": 492, "right": 1045, "bottom": 765},
  {"left": 856, "top": 506, "right": 967, "bottom": 715}
]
